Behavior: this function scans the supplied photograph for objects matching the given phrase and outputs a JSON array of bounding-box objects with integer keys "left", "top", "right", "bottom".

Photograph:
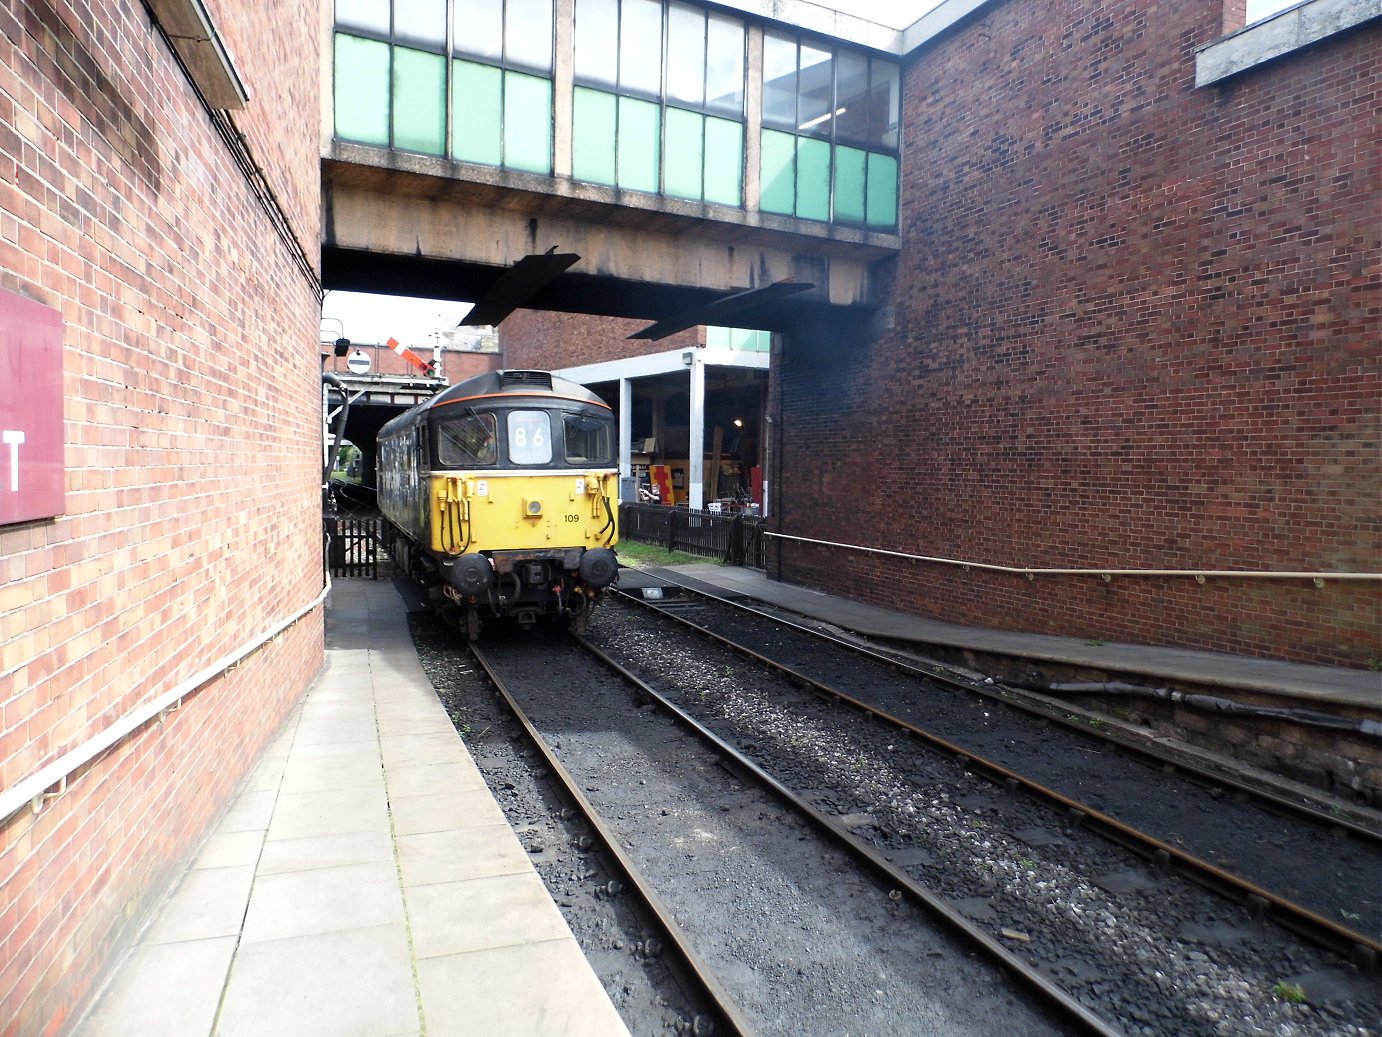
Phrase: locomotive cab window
[
  {"left": 563, "top": 413, "right": 612, "bottom": 464},
  {"left": 507, "top": 410, "right": 553, "bottom": 465},
  {"left": 437, "top": 412, "right": 497, "bottom": 466}
]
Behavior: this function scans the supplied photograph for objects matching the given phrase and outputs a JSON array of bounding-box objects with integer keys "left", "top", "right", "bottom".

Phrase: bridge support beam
[{"left": 321, "top": 155, "right": 897, "bottom": 327}]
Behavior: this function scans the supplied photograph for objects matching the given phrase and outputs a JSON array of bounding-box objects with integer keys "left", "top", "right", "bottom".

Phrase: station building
[
  {"left": 1, "top": 0, "right": 1378, "bottom": 1034},
  {"left": 494, "top": 0, "right": 1381, "bottom": 668}
]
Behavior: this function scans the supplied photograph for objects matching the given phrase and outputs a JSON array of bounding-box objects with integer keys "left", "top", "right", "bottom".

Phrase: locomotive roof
[
  {"left": 378, "top": 370, "right": 611, "bottom": 440},
  {"left": 430, "top": 369, "right": 609, "bottom": 411}
]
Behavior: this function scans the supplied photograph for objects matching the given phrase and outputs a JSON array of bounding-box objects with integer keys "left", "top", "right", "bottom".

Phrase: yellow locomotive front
[{"left": 379, "top": 370, "right": 619, "bottom": 638}]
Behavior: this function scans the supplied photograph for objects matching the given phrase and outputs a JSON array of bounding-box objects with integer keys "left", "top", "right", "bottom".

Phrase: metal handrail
[
  {"left": 765, "top": 531, "right": 1382, "bottom": 583},
  {"left": 0, "top": 578, "right": 332, "bottom": 826}
]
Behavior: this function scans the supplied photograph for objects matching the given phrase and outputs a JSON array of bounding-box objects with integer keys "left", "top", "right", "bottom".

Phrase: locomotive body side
[{"left": 378, "top": 370, "right": 619, "bottom": 637}]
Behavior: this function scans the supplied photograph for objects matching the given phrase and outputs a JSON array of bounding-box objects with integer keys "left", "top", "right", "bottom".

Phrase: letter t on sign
[
  {"left": 3, "top": 430, "right": 24, "bottom": 491},
  {"left": 0, "top": 289, "right": 64, "bottom": 525}
]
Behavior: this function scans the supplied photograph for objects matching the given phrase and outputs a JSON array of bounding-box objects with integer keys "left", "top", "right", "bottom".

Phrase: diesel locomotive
[{"left": 377, "top": 369, "right": 619, "bottom": 638}]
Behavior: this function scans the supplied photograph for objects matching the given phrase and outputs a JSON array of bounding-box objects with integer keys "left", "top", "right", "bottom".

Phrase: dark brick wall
[{"left": 775, "top": 0, "right": 1381, "bottom": 666}]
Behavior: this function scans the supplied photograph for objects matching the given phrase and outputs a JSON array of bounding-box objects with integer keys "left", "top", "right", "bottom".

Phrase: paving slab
[
  {"left": 647, "top": 563, "right": 1382, "bottom": 711},
  {"left": 68, "top": 577, "right": 630, "bottom": 1037}
]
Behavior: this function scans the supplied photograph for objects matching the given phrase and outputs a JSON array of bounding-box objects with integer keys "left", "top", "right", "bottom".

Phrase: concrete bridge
[{"left": 319, "top": 0, "right": 907, "bottom": 338}]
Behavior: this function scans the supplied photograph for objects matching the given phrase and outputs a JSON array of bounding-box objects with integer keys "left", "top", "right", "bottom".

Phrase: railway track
[
  {"left": 563, "top": 589, "right": 1381, "bottom": 1034},
  {"left": 608, "top": 578, "right": 1382, "bottom": 963},
  {"left": 465, "top": 632, "right": 1101, "bottom": 1037},
  {"left": 407, "top": 597, "right": 1382, "bottom": 1036},
  {"left": 403, "top": 577, "right": 1382, "bottom": 1035},
  {"left": 466, "top": 638, "right": 758, "bottom": 1037}
]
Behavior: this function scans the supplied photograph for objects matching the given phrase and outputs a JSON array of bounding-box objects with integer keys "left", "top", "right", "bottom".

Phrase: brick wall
[
  {"left": 775, "top": 0, "right": 1380, "bottom": 666},
  {"left": 500, "top": 309, "right": 702, "bottom": 369},
  {"left": 0, "top": 1, "right": 324, "bottom": 1032}
]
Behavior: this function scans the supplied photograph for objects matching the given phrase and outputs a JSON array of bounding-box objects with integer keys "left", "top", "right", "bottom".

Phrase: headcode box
[{"left": 1, "top": 289, "right": 64, "bottom": 525}]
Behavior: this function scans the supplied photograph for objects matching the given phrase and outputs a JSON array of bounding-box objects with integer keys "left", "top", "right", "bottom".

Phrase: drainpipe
[{"left": 322, "top": 371, "right": 349, "bottom": 496}]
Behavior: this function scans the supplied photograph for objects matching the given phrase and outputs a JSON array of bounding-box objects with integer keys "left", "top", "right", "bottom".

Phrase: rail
[
  {"left": 617, "top": 584, "right": 1382, "bottom": 965},
  {"left": 765, "top": 531, "right": 1382, "bottom": 584},
  {"left": 468, "top": 641, "right": 761, "bottom": 1037},
  {"left": 574, "top": 633, "right": 1127, "bottom": 1036}
]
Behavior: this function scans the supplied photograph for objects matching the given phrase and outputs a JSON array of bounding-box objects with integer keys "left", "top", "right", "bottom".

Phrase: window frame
[
  {"left": 333, "top": 0, "right": 557, "bottom": 172},
  {"left": 435, "top": 411, "right": 499, "bottom": 468},
  {"left": 571, "top": 0, "right": 747, "bottom": 206},
  {"left": 755, "top": 27, "right": 901, "bottom": 230}
]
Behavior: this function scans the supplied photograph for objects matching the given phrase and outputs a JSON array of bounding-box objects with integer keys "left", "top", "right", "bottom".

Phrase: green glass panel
[
  {"left": 833, "top": 145, "right": 867, "bottom": 225},
  {"left": 617, "top": 96, "right": 660, "bottom": 193},
  {"left": 703, "top": 116, "right": 742, "bottom": 207},
  {"left": 452, "top": 60, "right": 502, "bottom": 166},
  {"left": 504, "top": 72, "right": 552, "bottom": 173},
  {"left": 572, "top": 87, "right": 617, "bottom": 184},
  {"left": 705, "top": 326, "right": 728, "bottom": 348},
  {"left": 393, "top": 47, "right": 446, "bottom": 154},
  {"left": 334, "top": 34, "right": 390, "bottom": 146},
  {"left": 796, "top": 136, "right": 830, "bottom": 221},
  {"left": 866, "top": 151, "right": 899, "bottom": 229},
  {"left": 742, "top": 329, "right": 770, "bottom": 352},
  {"left": 664, "top": 108, "right": 704, "bottom": 201},
  {"left": 759, "top": 129, "right": 795, "bottom": 215}
]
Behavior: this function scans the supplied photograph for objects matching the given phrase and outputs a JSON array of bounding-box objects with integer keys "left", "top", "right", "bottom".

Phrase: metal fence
[
  {"left": 619, "top": 503, "right": 766, "bottom": 569},
  {"left": 325, "top": 514, "right": 384, "bottom": 578}
]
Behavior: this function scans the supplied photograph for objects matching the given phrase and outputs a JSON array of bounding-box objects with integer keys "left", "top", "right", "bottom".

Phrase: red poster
[{"left": 0, "top": 290, "right": 64, "bottom": 524}]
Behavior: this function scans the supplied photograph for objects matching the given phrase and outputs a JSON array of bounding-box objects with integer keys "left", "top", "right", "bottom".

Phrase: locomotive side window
[
  {"left": 563, "top": 413, "right": 612, "bottom": 464},
  {"left": 507, "top": 410, "right": 552, "bottom": 465},
  {"left": 437, "top": 412, "right": 497, "bottom": 466}
]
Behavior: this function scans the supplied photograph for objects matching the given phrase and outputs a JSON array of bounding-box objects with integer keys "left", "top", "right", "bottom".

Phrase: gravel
[
  {"left": 586, "top": 600, "right": 1382, "bottom": 1037},
  {"left": 405, "top": 585, "right": 1381, "bottom": 1037}
]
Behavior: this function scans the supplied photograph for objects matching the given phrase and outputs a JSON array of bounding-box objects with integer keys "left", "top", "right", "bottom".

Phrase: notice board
[{"left": 1, "top": 289, "right": 64, "bottom": 525}]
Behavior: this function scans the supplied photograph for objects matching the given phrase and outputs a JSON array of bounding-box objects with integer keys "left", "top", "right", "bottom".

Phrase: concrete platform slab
[
  {"left": 67, "top": 577, "right": 631, "bottom": 1037},
  {"left": 644, "top": 563, "right": 1382, "bottom": 712}
]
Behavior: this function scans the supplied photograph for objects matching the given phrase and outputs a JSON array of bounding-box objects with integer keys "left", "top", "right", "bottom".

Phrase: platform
[
  {"left": 634, "top": 564, "right": 1382, "bottom": 714},
  {"left": 69, "top": 578, "right": 630, "bottom": 1037}
]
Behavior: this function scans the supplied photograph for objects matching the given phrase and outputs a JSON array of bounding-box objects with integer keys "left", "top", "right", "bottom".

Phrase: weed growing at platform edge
[
  {"left": 616, "top": 541, "right": 710, "bottom": 568},
  {"left": 1272, "top": 982, "right": 1307, "bottom": 1004}
]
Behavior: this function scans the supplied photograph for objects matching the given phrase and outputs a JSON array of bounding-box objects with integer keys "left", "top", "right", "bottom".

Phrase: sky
[
  {"left": 826, "top": 0, "right": 945, "bottom": 28},
  {"left": 321, "top": 290, "right": 475, "bottom": 350}
]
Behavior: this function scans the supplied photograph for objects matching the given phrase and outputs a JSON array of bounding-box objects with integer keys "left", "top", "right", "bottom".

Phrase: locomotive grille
[{"left": 500, "top": 370, "right": 553, "bottom": 390}]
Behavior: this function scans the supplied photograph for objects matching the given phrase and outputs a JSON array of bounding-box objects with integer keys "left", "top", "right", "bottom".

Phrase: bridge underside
[{"left": 321, "top": 150, "right": 898, "bottom": 334}]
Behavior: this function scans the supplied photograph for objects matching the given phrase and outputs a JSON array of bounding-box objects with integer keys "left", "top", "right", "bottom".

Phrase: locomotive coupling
[
  {"left": 578, "top": 548, "right": 618, "bottom": 589},
  {"left": 446, "top": 552, "right": 495, "bottom": 596}
]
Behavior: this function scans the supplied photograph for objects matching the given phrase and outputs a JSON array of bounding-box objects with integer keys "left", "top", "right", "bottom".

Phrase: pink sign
[{"left": 0, "top": 289, "right": 64, "bottom": 525}]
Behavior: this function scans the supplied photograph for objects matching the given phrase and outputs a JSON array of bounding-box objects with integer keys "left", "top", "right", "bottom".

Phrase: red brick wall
[
  {"left": 0, "top": 1, "right": 324, "bottom": 1032},
  {"left": 774, "top": 0, "right": 1381, "bottom": 666},
  {"left": 500, "top": 309, "right": 702, "bottom": 369}
]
